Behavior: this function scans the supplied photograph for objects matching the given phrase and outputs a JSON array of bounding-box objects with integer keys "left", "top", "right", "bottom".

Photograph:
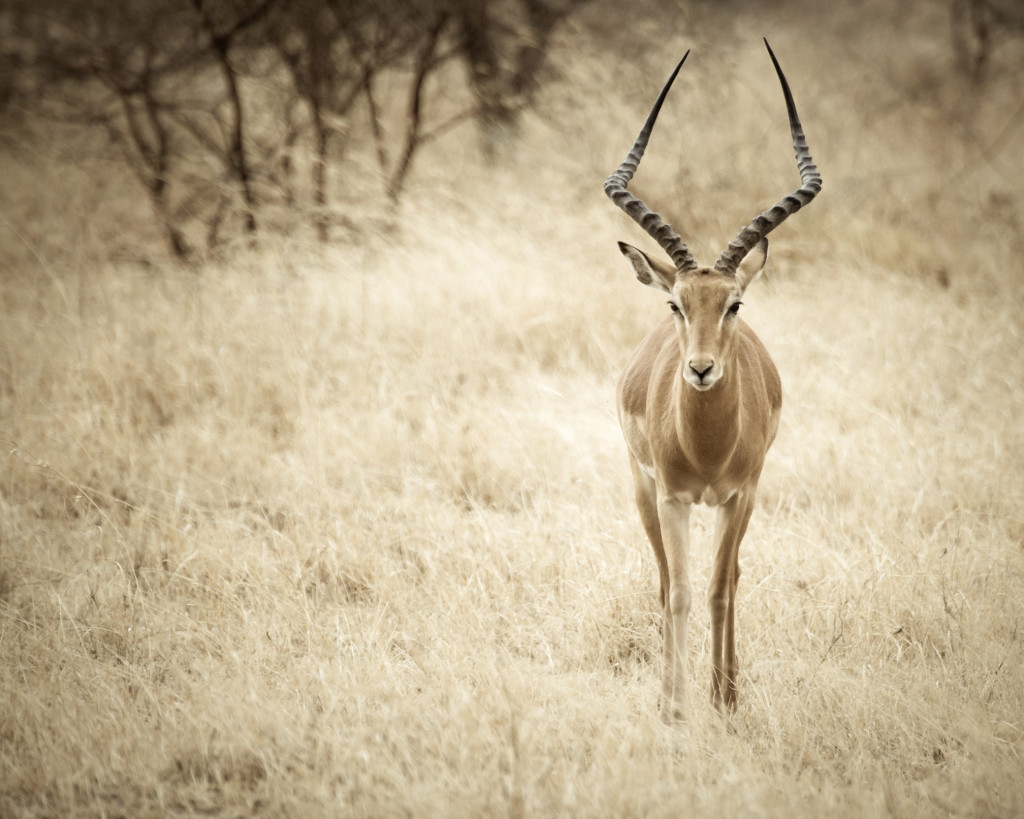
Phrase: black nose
[{"left": 690, "top": 362, "right": 714, "bottom": 382}]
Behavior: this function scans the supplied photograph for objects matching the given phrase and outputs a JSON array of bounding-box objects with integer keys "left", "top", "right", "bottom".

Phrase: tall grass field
[{"left": 2, "top": 2, "right": 1023, "bottom": 816}]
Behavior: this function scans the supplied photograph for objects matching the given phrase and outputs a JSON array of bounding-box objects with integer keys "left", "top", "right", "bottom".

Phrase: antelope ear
[
  {"left": 735, "top": 237, "right": 769, "bottom": 291},
  {"left": 617, "top": 242, "right": 676, "bottom": 294}
]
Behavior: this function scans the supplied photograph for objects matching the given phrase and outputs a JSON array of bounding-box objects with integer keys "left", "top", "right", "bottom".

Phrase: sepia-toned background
[{"left": 2, "top": 0, "right": 1022, "bottom": 815}]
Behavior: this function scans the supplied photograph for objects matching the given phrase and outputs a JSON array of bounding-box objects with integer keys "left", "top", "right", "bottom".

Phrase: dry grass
[{"left": 2, "top": 2, "right": 1024, "bottom": 816}]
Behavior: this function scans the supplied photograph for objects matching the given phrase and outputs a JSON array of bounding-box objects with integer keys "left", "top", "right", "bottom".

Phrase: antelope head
[{"left": 605, "top": 41, "right": 821, "bottom": 392}]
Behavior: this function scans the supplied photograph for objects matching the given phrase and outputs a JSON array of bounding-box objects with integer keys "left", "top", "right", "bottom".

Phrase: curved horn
[
  {"left": 604, "top": 52, "right": 699, "bottom": 274},
  {"left": 714, "top": 39, "right": 822, "bottom": 276}
]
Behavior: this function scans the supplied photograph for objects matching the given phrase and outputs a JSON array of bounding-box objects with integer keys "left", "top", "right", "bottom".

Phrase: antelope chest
[
  {"left": 686, "top": 485, "right": 738, "bottom": 507},
  {"left": 663, "top": 474, "right": 740, "bottom": 507},
  {"left": 633, "top": 454, "right": 740, "bottom": 508}
]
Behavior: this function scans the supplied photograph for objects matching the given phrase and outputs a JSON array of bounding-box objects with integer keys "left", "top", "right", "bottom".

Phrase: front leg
[
  {"left": 709, "top": 490, "right": 755, "bottom": 711},
  {"left": 657, "top": 492, "right": 692, "bottom": 725}
]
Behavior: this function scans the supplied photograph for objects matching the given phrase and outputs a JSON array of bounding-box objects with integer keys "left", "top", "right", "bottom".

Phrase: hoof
[{"left": 659, "top": 701, "right": 690, "bottom": 727}]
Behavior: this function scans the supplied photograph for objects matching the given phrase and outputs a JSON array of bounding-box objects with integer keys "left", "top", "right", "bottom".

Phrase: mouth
[{"left": 684, "top": 374, "right": 717, "bottom": 392}]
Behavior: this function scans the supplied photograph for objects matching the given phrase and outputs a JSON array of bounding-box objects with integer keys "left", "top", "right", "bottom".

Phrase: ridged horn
[
  {"left": 714, "top": 39, "right": 822, "bottom": 275},
  {"left": 604, "top": 51, "right": 698, "bottom": 274}
]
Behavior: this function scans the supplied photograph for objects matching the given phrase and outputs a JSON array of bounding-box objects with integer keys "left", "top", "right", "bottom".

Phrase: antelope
[{"left": 605, "top": 40, "right": 821, "bottom": 726}]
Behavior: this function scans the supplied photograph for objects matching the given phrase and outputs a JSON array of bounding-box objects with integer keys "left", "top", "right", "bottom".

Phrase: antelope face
[
  {"left": 670, "top": 272, "right": 744, "bottom": 391},
  {"left": 617, "top": 239, "right": 767, "bottom": 392}
]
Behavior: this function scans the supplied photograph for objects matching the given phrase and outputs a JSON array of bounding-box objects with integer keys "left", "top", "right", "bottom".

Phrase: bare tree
[
  {"left": 7, "top": 0, "right": 205, "bottom": 258},
  {"left": 3, "top": 0, "right": 593, "bottom": 255},
  {"left": 453, "top": 0, "right": 592, "bottom": 154},
  {"left": 269, "top": 1, "right": 468, "bottom": 226},
  {"left": 188, "top": 0, "right": 275, "bottom": 236},
  {"left": 268, "top": 0, "right": 426, "bottom": 236},
  {"left": 383, "top": 8, "right": 453, "bottom": 201}
]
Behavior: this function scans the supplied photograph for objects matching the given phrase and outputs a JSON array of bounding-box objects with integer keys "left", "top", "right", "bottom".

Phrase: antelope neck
[{"left": 673, "top": 360, "right": 741, "bottom": 471}]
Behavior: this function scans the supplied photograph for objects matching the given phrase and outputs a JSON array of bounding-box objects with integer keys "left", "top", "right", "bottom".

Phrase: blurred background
[{"left": 1, "top": 0, "right": 1022, "bottom": 278}]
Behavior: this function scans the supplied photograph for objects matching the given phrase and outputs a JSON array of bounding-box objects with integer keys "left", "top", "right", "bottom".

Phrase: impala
[{"left": 605, "top": 40, "right": 821, "bottom": 725}]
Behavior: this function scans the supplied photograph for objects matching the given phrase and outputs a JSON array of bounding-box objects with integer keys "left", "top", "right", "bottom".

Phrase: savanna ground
[{"left": 2, "top": 1, "right": 1024, "bottom": 816}]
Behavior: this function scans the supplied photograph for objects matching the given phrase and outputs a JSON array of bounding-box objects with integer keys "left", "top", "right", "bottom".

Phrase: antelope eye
[
  {"left": 669, "top": 302, "right": 681, "bottom": 314},
  {"left": 728, "top": 302, "right": 742, "bottom": 316}
]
